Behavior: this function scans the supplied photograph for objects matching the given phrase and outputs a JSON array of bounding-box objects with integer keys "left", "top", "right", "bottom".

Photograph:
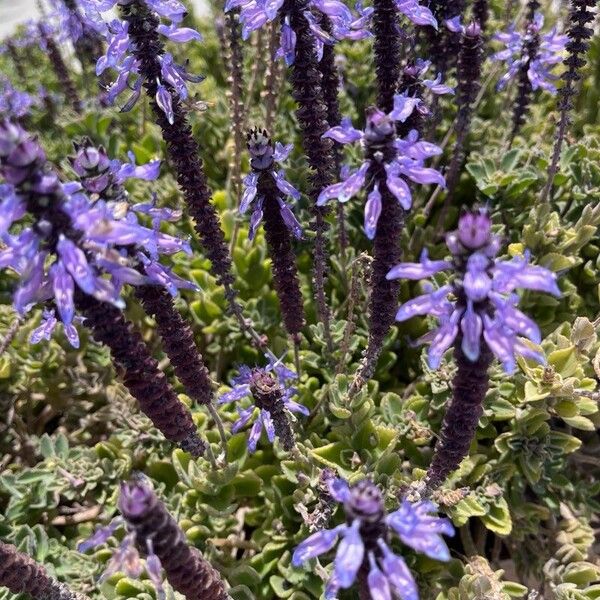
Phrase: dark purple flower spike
[
  {"left": 437, "top": 19, "right": 484, "bottom": 226},
  {"left": 284, "top": 0, "right": 337, "bottom": 355},
  {"left": 0, "top": 541, "right": 90, "bottom": 600},
  {"left": 388, "top": 209, "right": 561, "bottom": 489},
  {"left": 491, "top": 3, "right": 567, "bottom": 143},
  {"left": 81, "top": 477, "right": 228, "bottom": 600},
  {"left": 243, "top": 129, "right": 305, "bottom": 348},
  {"left": 218, "top": 355, "right": 307, "bottom": 453},
  {"left": 38, "top": 23, "right": 83, "bottom": 114},
  {"left": 0, "top": 121, "right": 206, "bottom": 458},
  {"left": 69, "top": 140, "right": 213, "bottom": 403},
  {"left": 292, "top": 478, "right": 454, "bottom": 599},
  {"left": 541, "top": 0, "right": 597, "bottom": 203}
]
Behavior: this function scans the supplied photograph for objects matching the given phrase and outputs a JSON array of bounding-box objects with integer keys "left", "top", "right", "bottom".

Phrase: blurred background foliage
[{"left": 0, "top": 0, "right": 599, "bottom": 599}]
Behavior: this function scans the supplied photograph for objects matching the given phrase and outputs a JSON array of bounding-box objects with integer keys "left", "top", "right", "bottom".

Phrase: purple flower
[
  {"left": 0, "top": 78, "right": 36, "bottom": 119},
  {"left": 217, "top": 354, "right": 307, "bottom": 453},
  {"left": 293, "top": 479, "right": 453, "bottom": 599},
  {"left": 394, "top": 0, "right": 437, "bottom": 29},
  {"left": 242, "top": 130, "right": 303, "bottom": 240},
  {"left": 226, "top": 0, "right": 371, "bottom": 65},
  {"left": 492, "top": 13, "right": 567, "bottom": 93},
  {"left": 81, "top": 1, "right": 204, "bottom": 118},
  {"left": 317, "top": 108, "right": 444, "bottom": 239},
  {"left": 387, "top": 209, "right": 561, "bottom": 372},
  {"left": 0, "top": 122, "right": 196, "bottom": 348}
]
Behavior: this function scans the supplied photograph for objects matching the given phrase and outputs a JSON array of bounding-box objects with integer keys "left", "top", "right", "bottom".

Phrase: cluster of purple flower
[
  {"left": 218, "top": 355, "right": 308, "bottom": 453},
  {"left": 317, "top": 104, "right": 446, "bottom": 239},
  {"left": 0, "top": 121, "right": 196, "bottom": 348},
  {"left": 387, "top": 209, "right": 561, "bottom": 372},
  {"left": 80, "top": 0, "right": 204, "bottom": 121},
  {"left": 492, "top": 13, "right": 568, "bottom": 93},
  {"left": 293, "top": 478, "right": 453, "bottom": 599},
  {"left": 242, "top": 132, "right": 302, "bottom": 240},
  {"left": 225, "top": 0, "right": 372, "bottom": 65},
  {"left": 0, "top": 78, "right": 35, "bottom": 119}
]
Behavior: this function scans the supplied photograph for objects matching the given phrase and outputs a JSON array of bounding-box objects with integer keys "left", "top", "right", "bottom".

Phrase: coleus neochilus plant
[
  {"left": 81, "top": 0, "right": 272, "bottom": 352},
  {"left": 387, "top": 209, "right": 561, "bottom": 490},
  {"left": 317, "top": 106, "right": 445, "bottom": 394},
  {"left": 0, "top": 121, "right": 206, "bottom": 457}
]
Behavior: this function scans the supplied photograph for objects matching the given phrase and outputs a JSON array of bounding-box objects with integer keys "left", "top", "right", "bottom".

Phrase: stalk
[
  {"left": 121, "top": 1, "right": 267, "bottom": 352},
  {"left": 283, "top": 0, "right": 335, "bottom": 354},
  {"left": 440, "top": 22, "right": 484, "bottom": 222},
  {"left": 38, "top": 25, "right": 82, "bottom": 113},
  {"left": 318, "top": 15, "right": 348, "bottom": 253},
  {"left": 6, "top": 40, "right": 27, "bottom": 85},
  {"left": 349, "top": 0, "right": 404, "bottom": 395},
  {"left": 509, "top": 1, "right": 541, "bottom": 143},
  {"left": 540, "top": 0, "right": 597, "bottom": 202},
  {"left": 75, "top": 292, "right": 207, "bottom": 457}
]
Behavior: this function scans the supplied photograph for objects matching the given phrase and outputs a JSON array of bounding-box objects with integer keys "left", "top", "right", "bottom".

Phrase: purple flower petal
[
  {"left": 157, "top": 23, "right": 202, "bottom": 43},
  {"left": 30, "top": 309, "right": 58, "bottom": 344},
  {"left": 490, "top": 293, "right": 541, "bottom": 343},
  {"left": 50, "top": 261, "right": 75, "bottom": 325},
  {"left": 249, "top": 197, "right": 264, "bottom": 241},
  {"left": 273, "top": 142, "right": 293, "bottom": 162},
  {"left": 247, "top": 418, "right": 263, "bottom": 453},
  {"left": 146, "top": 0, "right": 187, "bottom": 23},
  {"left": 333, "top": 521, "right": 364, "bottom": 588},
  {"left": 396, "top": 0, "right": 438, "bottom": 28},
  {"left": 155, "top": 81, "right": 175, "bottom": 125},
  {"left": 395, "top": 285, "right": 452, "bottom": 322},
  {"left": 460, "top": 301, "right": 483, "bottom": 362},
  {"left": 56, "top": 236, "right": 97, "bottom": 295},
  {"left": 261, "top": 410, "right": 275, "bottom": 442},
  {"left": 217, "top": 385, "right": 251, "bottom": 405},
  {"left": 445, "top": 15, "right": 463, "bottom": 32},
  {"left": 277, "top": 21, "right": 296, "bottom": 66},
  {"left": 284, "top": 399, "right": 310, "bottom": 416},
  {"left": 482, "top": 314, "right": 517, "bottom": 373},
  {"left": 368, "top": 554, "right": 391, "bottom": 600},
  {"left": 389, "top": 94, "right": 421, "bottom": 123},
  {"left": 273, "top": 171, "right": 301, "bottom": 200},
  {"left": 292, "top": 526, "right": 343, "bottom": 566},
  {"left": 387, "top": 249, "right": 451, "bottom": 281},
  {"left": 328, "top": 478, "right": 351, "bottom": 503},
  {"left": 322, "top": 117, "right": 363, "bottom": 144},
  {"left": 278, "top": 199, "right": 303, "bottom": 239},
  {"left": 384, "top": 164, "right": 412, "bottom": 210},
  {"left": 378, "top": 540, "right": 418, "bottom": 600},
  {"left": 232, "top": 406, "right": 255, "bottom": 432},
  {"left": 428, "top": 309, "right": 461, "bottom": 369},
  {"left": 364, "top": 184, "right": 382, "bottom": 240}
]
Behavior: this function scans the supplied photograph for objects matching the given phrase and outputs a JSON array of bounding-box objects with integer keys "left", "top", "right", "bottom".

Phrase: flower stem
[{"left": 425, "top": 340, "right": 493, "bottom": 492}]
